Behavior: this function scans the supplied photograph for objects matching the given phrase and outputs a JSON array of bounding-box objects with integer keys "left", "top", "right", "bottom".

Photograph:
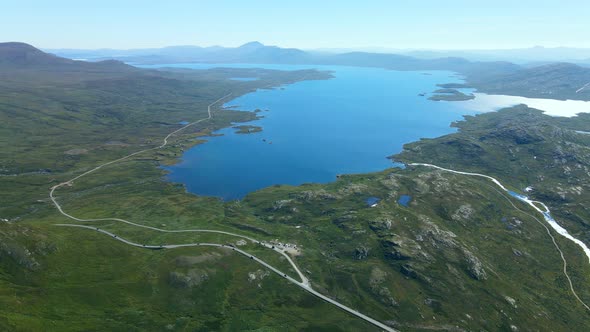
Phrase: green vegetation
[
  {"left": 3, "top": 43, "right": 590, "bottom": 331},
  {"left": 0, "top": 42, "right": 331, "bottom": 219},
  {"left": 437, "top": 63, "right": 590, "bottom": 101},
  {"left": 2, "top": 43, "right": 372, "bottom": 331},
  {"left": 428, "top": 88, "right": 475, "bottom": 101},
  {"left": 396, "top": 105, "right": 590, "bottom": 247},
  {"left": 469, "top": 63, "right": 590, "bottom": 101},
  {"left": 239, "top": 168, "right": 590, "bottom": 331},
  {"left": 436, "top": 83, "right": 468, "bottom": 89},
  {"left": 233, "top": 125, "right": 263, "bottom": 134}
]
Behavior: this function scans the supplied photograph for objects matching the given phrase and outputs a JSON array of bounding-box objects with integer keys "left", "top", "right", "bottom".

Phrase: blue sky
[{"left": 1, "top": 0, "right": 589, "bottom": 49}]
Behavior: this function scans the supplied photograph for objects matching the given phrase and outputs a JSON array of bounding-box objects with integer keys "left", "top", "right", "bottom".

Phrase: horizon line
[{"left": 20, "top": 41, "right": 590, "bottom": 52}]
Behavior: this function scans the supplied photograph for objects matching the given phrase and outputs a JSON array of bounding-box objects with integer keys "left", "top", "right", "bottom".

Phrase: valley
[{"left": 2, "top": 42, "right": 590, "bottom": 331}]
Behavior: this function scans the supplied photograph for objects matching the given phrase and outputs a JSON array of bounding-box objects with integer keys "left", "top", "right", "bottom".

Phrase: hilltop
[
  {"left": 0, "top": 42, "right": 133, "bottom": 71},
  {"left": 0, "top": 42, "right": 75, "bottom": 66},
  {"left": 0, "top": 42, "right": 143, "bottom": 88}
]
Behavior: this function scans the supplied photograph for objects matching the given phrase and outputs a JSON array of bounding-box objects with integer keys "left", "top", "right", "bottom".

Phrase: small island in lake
[
  {"left": 233, "top": 125, "right": 263, "bottom": 134},
  {"left": 429, "top": 88, "right": 475, "bottom": 101}
]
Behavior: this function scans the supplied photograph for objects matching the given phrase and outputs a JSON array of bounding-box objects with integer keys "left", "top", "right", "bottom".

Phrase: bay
[{"left": 138, "top": 64, "right": 505, "bottom": 200}]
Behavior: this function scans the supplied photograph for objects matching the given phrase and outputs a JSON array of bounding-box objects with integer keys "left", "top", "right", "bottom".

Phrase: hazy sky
[{"left": 2, "top": 0, "right": 589, "bottom": 50}]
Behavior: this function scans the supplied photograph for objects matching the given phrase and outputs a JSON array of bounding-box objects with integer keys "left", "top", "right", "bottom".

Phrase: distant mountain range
[
  {"left": 398, "top": 46, "right": 590, "bottom": 65},
  {"left": 48, "top": 43, "right": 590, "bottom": 66},
  {"left": 45, "top": 41, "right": 520, "bottom": 79},
  {"left": 4, "top": 41, "right": 589, "bottom": 101},
  {"left": 46, "top": 41, "right": 309, "bottom": 65}
]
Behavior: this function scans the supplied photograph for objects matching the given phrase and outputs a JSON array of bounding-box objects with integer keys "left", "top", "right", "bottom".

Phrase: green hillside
[{"left": 2, "top": 44, "right": 590, "bottom": 331}]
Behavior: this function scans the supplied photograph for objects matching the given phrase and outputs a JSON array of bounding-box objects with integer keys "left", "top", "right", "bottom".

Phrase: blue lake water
[
  {"left": 398, "top": 195, "right": 412, "bottom": 207},
  {"left": 140, "top": 63, "right": 483, "bottom": 200},
  {"left": 366, "top": 197, "right": 381, "bottom": 207}
]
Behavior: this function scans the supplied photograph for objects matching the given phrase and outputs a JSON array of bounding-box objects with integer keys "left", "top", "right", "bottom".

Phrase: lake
[
  {"left": 455, "top": 93, "right": 590, "bottom": 117},
  {"left": 138, "top": 63, "right": 588, "bottom": 200},
  {"left": 398, "top": 195, "right": 412, "bottom": 207}
]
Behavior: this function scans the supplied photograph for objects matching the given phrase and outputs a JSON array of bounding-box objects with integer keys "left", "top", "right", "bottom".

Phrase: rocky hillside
[
  {"left": 397, "top": 105, "right": 590, "bottom": 248},
  {"left": 469, "top": 63, "right": 590, "bottom": 100}
]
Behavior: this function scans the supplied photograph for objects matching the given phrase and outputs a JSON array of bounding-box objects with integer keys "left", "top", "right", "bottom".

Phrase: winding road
[
  {"left": 49, "top": 95, "right": 396, "bottom": 332},
  {"left": 47, "top": 85, "right": 590, "bottom": 328},
  {"left": 576, "top": 82, "right": 590, "bottom": 94},
  {"left": 410, "top": 162, "right": 590, "bottom": 311},
  {"left": 55, "top": 223, "right": 396, "bottom": 332}
]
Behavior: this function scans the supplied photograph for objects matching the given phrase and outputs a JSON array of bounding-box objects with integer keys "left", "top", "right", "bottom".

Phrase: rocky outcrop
[
  {"left": 369, "top": 217, "right": 393, "bottom": 232},
  {"left": 400, "top": 264, "right": 418, "bottom": 279},
  {"left": 463, "top": 250, "right": 487, "bottom": 280},
  {"left": 168, "top": 269, "right": 209, "bottom": 288},
  {"left": 369, "top": 267, "right": 398, "bottom": 306},
  {"left": 0, "top": 240, "right": 41, "bottom": 271},
  {"left": 272, "top": 199, "right": 293, "bottom": 211},
  {"left": 297, "top": 190, "right": 338, "bottom": 201},
  {"left": 380, "top": 173, "right": 401, "bottom": 190},
  {"left": 382, "top": 235, "right": 415, "bottom": 261},
  {"left": 451, "top": 204, "right": 474, "bottom": 221},
  {"left": 332, "top": 212, "right": 360, "bottom": 231},
  {"left": 248, "top": 269, "right": 270, "bottom": 284},
  {"left": 354, "top": 246, "right": 370, "bottom": 260},
  {"left": 419, "top": 219, "right": 458, "bottom": 249},
  {"left": 337, "top": 183, "right": 369, "bottom": 196}
]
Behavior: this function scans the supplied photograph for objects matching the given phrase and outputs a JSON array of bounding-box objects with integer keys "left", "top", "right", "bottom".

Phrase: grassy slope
[
  {"left": 239, "top": 169, "right": 590, "bottom": 331},
  {"left": 0, "top": 62, "right": 329, "bottom": 218},
  {"left": 1, "top": 223, "right": 373, "bottom": 332},
  {"left": 396, "top": 106, "right": 590, "bottom": 246},
  {"left": 2, "top": 48, "right": 590, "bottom": 330},
  {"left": 2, "top": 58, "right": 371, "bottom": 331},
  {"left": 21, "top": 109, "right": 590, "bottom": 330},
  {"left": 10, "top": 136, "right": 590, "bottom": 331},
  {"left": 468, "top": 63, "right": 590, "bottom": 101}
]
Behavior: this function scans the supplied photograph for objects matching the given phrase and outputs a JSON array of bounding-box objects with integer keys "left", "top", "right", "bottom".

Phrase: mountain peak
[
  {"left": 0, "top": 42, "right": 137, "bottom": 73},
  {"left": 239, "top": 41, "right": 265, "bottom": 49},
  {"left": 0, "top": 42, "right": 73, "bottom": 66},
  {"left": 0, "top": 42, "right": 40, "bottom": 52}
]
